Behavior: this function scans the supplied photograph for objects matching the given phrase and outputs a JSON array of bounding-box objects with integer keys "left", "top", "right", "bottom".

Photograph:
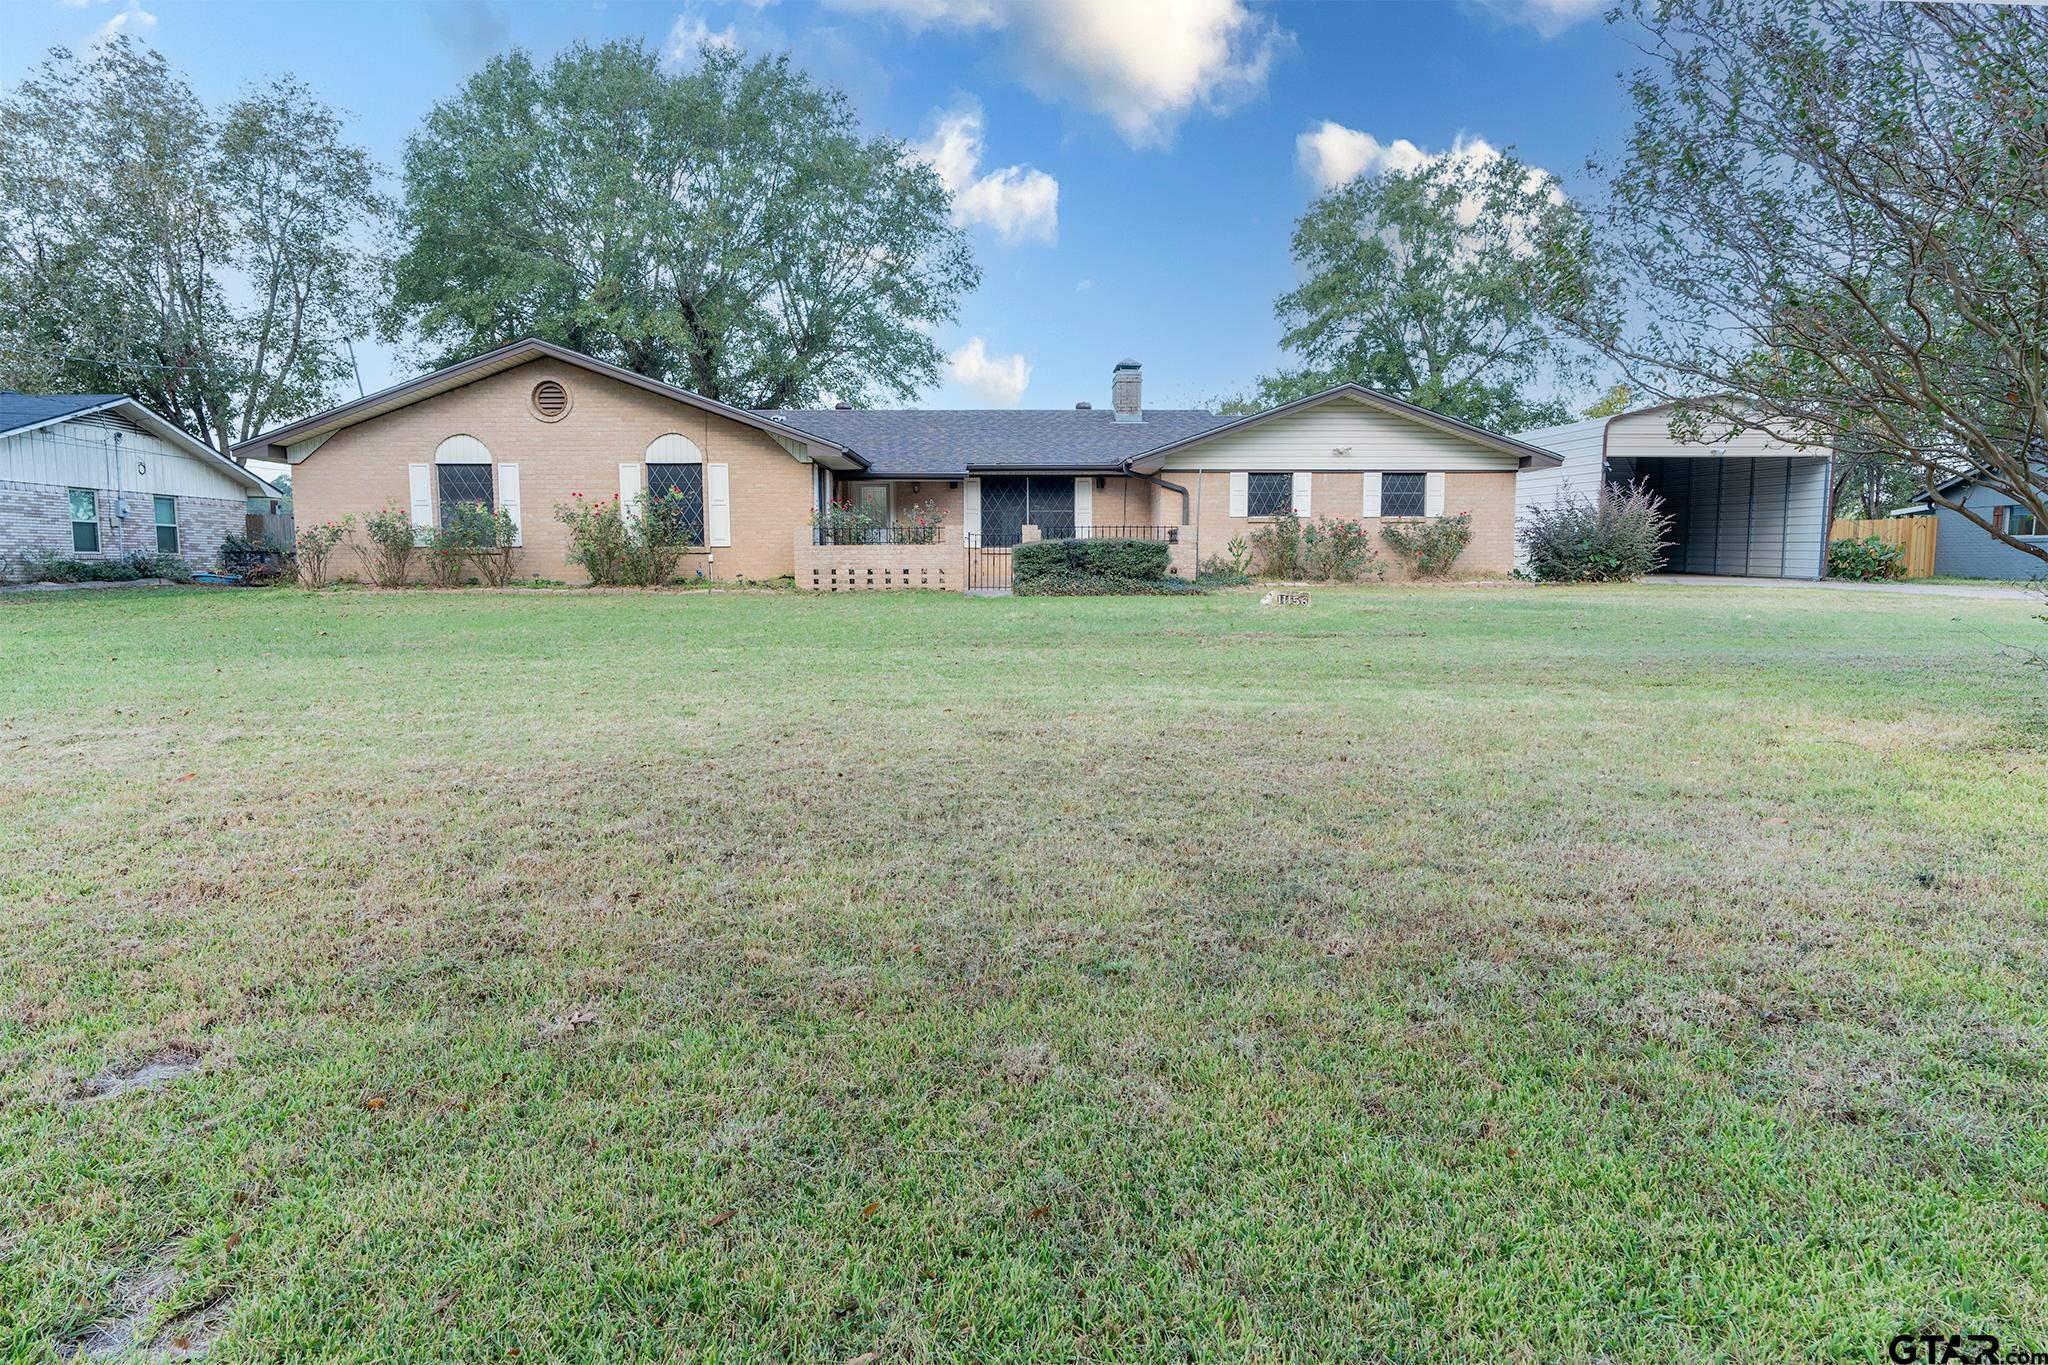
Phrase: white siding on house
[
  {"left": 0, "top": 413, "right": 252, "bottom": 501},
  {"left": 1158, "top": 397, "right": 1522, "bottom": 472}
]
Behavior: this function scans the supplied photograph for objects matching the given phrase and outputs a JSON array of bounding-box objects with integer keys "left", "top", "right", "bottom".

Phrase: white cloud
[
  {"left": 1476, "top": 0, "right": 1607, "bottom": 39},
  {"left": 916, "top": 100, "right": 1059, "bottom": 246},
  {"left": 661, "top": 10, "right": 739, "bottom": 67},
  {"left": 947, "top": 337, "right": 1031, "bottom": 405},
  {"left": 1296, "top": 122, "right": 1438, "bottom": 192},
  {"left": 1075, "top": 278, "right": 1094, "bottom": 292},
  {"left": 1294, "top": 125, "right": 1566, "bottom": 252},
  {"left": 90, "top": 0, "right": 156, "bottom": 43},
  {"left": 832, "top": 0, "right": 1288, "bottom": 149}
]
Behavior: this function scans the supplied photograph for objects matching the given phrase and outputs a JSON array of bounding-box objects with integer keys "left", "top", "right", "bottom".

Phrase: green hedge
[{"left": 1012, "top": 537, "right": 1171, "bottom": 586}]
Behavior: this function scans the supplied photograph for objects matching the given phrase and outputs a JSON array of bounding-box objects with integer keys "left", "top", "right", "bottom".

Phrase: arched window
[
  {"left": 644, "top": 434, "right": 706, "bottom": 545},
  {"left": 434, "top": 434, "right": 493, "bottom": 523}
]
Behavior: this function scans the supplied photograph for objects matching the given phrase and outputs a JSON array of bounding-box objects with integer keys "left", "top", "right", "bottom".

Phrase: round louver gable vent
[{"left": 530, "top": 379, "right": 571, "bottom": 422}]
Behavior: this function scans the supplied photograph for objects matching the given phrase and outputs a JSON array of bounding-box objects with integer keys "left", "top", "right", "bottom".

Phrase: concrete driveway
[{"left": 1643, "top": 573, "right": 2039, "bottom": 601}]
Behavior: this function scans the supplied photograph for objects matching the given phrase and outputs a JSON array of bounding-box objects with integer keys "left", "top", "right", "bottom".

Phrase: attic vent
[{"left": 530, "top": 379, "right": 571, "bottom": 422}]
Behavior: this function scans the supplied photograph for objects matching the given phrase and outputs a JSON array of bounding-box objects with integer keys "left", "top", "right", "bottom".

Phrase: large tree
[
  {"left": 1538, "top": 0, "right": 2048, "bottom": 566},
  {"left": 1260, "top": 149, "right": 1590, "bottom": 431},
  {"left": 384, "top": 41, "right": 979, "bottom": 409},
  {"left": 0, "top": 39, "right": 386, "bottom": 456}
]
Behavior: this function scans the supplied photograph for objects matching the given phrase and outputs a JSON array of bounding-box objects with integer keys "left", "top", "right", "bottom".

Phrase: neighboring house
[
  {"left": 1, "top": 392, "right": 278, "bottom": 580},
  {"left": 1896, "top": 472, "right": 2047, "bottom": 580},
  {"left": 1517, "top": 404, "right": 1833, "bottom": 580},
  {"left": 230, "top": 340, "right": 1561, "bottom": 589}
]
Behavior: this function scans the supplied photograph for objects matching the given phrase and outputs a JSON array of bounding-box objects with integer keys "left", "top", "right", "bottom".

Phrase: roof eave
[{"left": 229, "top": 338, "right": 861, "bottom": 466}]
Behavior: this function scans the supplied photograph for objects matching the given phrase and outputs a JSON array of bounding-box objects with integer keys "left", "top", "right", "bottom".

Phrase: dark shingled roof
[
  {"left": 754, "top": 407, "right": 1233, "bottom": 478},
  {"left": 0, "top": 392, "right": 129, "bottom": 438}
]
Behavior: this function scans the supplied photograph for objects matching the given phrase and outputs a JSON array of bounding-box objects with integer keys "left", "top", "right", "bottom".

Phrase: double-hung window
[
  {"left": 68, "top": 488, "right": 99, "bottom": 552},
  {"left": 154, "top": 496, "right": 179, "bottom": 554},
  {"left": 1246, "top": 471, "right": 1292, "bottom": 518},
  {"left": 438, "top": 463, "right": 493, "bottom": 526},
  {"left": 1381, "top": 472, "right": 1427, "bottom": 518}
]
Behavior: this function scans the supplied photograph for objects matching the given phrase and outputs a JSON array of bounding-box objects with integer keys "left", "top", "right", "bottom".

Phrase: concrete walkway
[{"left": 1643, "top": 574, "right": 2039, "bottom": 602}]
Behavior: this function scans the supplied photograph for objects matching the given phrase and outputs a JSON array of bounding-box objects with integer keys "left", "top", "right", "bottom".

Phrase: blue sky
[{"left": 5, "top": 0, "right": 1636, "bottom": 413}]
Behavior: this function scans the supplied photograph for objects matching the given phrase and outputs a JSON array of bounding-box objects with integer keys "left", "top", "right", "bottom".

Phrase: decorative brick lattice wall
[{"left": 793, "top": 528, "right": 964, "bottom": 592}]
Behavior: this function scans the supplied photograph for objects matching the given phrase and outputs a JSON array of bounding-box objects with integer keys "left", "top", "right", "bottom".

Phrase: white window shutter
[
  {"left": 619, "top": 463, "right": 641, "bottom": 524},
  {"left": 706, "top": 462, "right": 731, "bottom": 546},
  {"left": 1073, "top": 477, "right": 1093, "bottom": 536},
  {"left": 1425, "top": 472, "right": 1446, "bottom": 517},
  {"left": 1292, "top": 471, "right": 1312, "bottom": 517},
  {"left": 1228, "top": 471, "right": 1248, "bottom": 518},
  {"left": 498, "top": 463, "right": 523, "bottom": 547},
  {"left": 963, "top": 477, "right": 981, "bottom": 538},
  {"left": 1362, "top": 471, "right": 1383, "bottom": 518},
  {"left": 408, "top": 463, "right": 433, "bottom": 533}
]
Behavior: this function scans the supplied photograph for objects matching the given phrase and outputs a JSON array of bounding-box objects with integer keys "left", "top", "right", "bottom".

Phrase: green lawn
[{"left": 2, "top": 584, "right": 2043, "bottom": 1361}]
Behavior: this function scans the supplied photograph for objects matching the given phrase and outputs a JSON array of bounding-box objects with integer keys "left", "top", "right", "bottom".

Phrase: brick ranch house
[
  {"left": 231, "top": 339, "right": 1562, "bottom": 589},
  {"left": 2, "top": 392, "right": 278, "bottom": 579}
]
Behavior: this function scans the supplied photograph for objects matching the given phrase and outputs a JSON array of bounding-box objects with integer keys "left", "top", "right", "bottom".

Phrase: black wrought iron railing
[{"left": 964, "top": 524, "right": 1181, "bottom": 550}]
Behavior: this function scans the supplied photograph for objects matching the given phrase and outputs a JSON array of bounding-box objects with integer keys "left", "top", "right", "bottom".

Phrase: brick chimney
[{"left": 1112, "top": 359, "right": 1142, "bottom": 423}]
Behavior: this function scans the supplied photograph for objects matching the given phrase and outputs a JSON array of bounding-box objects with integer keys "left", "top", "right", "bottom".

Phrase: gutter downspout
[{"left": 1126, "top": 469, "right": 1190, "bottom": 526}]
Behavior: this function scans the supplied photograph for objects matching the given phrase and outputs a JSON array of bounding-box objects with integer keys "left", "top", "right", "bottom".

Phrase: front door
[{"left": 856, "top": 482, "right": 891, "bottom": 534}]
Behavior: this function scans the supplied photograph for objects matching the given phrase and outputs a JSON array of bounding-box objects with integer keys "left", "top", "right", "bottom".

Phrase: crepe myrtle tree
[
  {"left": 385, "top": 41, "right": 978, "bottom": 410},
  {"left": 1535, "top": 0, "right": 2048, "bottom": 566}
]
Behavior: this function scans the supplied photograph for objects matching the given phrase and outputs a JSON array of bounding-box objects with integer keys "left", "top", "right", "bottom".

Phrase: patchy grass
[{"left": 1, "top": 584, "right": 2044, "bottom": 1361}]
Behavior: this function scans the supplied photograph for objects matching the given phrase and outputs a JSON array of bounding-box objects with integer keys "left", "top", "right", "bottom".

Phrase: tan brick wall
[
  {"left": 1151, "top": 467, "right": 1518, "bottom": 580},
  {"left": 794, "top": 527, "right": 963, "bottom": 592},
  {"left": 292, "top": 357, "right": 820, "bottom": 583}
]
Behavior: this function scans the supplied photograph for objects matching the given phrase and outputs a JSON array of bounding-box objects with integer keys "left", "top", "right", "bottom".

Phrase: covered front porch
[{"left": 819, "top": 471, "right": 1175, "bottom": 549}]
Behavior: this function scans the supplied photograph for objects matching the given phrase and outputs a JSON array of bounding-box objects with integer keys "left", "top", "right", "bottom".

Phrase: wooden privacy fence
[{"left": 1830, "top": 517, "right": 1937, "bottom": 578}]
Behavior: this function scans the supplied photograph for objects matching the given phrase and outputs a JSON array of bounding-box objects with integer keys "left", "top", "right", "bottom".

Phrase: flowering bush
[
  {"left": 1380, "top": 513, "right": 1473, "bottom": 579},
  {"left": 352, "top": 507, "right": 418, "bottom": 587},
  {"left": 445, "top": 504, "right": 520, "bottom": 587},
  {"left": 894, "top": 498, "right": 945, "bottom": 545},
  {"left": 556, "top": 493, "right": 687, "bottom": 586},
  {"left": 1303, "top": 517, "right": 1383, "bottom": 582},
  {"left": 293, "top": 519, "right": 349, "bottom": 589},
  {"left": 811, "top": 498, "right": 878, "bottom": 545}
]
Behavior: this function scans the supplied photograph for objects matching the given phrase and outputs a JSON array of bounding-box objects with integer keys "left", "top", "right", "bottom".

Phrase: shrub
[
  {"left": 1248, "top": 510, "right": 1307, "bottom": 579},
  {"left": 294, "top": 519, "right": 349, "bottom": 589},
  {"left": 1013, "top": 537, "right": 1171, "bottom": 584},
  {"left": 423, "top": 521, "right": 473, "bottom": 587},
  {"left": 450, "top": 504, "right": 520, "bottom": 587},
  {"left": 556, "top": 493, "right": 687, "bottom": 586},
  {"left": 811, "top": 498, "right": 877, "bottom": 546},
  {"left": 1827, "top": 535, "right": 1908, "bottom": 581},
  {"left": 1195, "top": 555, "right": 1251, "bottom": 586},
  {"left": 1381, "top": 513, "right": 1473, "bottom": 579},
  {"left": 1519, "top": 483, "right": 1674, "bottom": 583},
  {"left": 20, "top": 550, "right": 189, "bottom": 583},
  {"left": 894, "top": 498, "right": 945, "bottom": 545},
  {"left": 1012, "top": 537, "right": 1194, "bottom": 596},
  {"left": 352, "top": 507, "right": 418, "bottom": 587},
  {"left": 1302, "top": 517, "right": 1383, "bottom": 582}
]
